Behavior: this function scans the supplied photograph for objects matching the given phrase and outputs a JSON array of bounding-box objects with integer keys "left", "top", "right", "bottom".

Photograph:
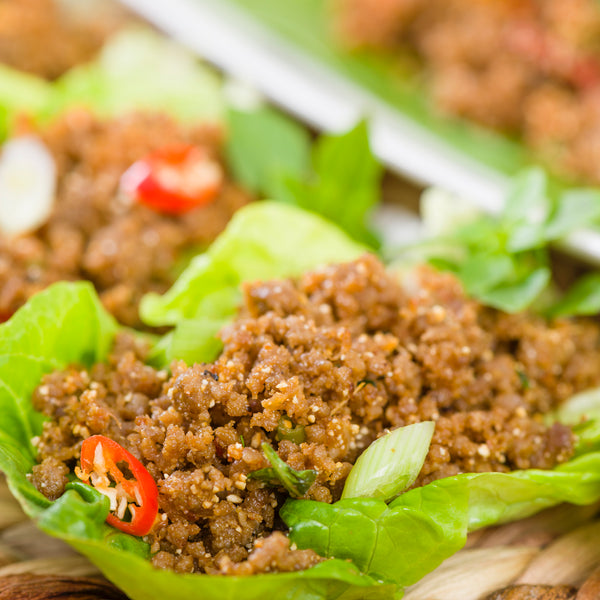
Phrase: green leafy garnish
[
  {"left": 225, "top": 106, "right": 311, "bottom": 200},
  {"left": 248, "top": 443, "right": 317, "bottom": 498},
  {"left": 226, "top": 109, "right": 381, "bottom": 247},
  {"left": 548, "top": 273, "right": 600, "bottom": 318},
  {"left": 342, "top": 421, "right": 434, "bottom": 502},
  {"left": 281, "top": 121, "right": 382, "bottom": 248},
  {"left": 392, "top": 168, "right": 600, "bottom": 315},
  {"left": 517, "top": 370, "right": 530, "bottom": 390}
]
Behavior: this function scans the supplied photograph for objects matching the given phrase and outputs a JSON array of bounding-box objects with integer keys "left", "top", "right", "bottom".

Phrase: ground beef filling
[
  {"left": 0, "top": 110, "right": 250, "bottom": 327},
  {"left": 335, "top": 0, "right": 600, "bottom": 185},
  {"left": 31, "top": 255, "right": 600, "bottom": 574},
  {"left": 0, "top": 0, "right": 123, "bottom": 79}
]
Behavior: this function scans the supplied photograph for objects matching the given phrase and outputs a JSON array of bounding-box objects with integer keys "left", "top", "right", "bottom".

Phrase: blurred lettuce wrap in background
[
  {"left": 0, "top": 203, "right": 600, "bottom": 599},
  {"left": 221, "top": 0, "right": 600, "bottom": 237},
  {"left": 0, "top": 26, "right": 224, "bottom": 140}
]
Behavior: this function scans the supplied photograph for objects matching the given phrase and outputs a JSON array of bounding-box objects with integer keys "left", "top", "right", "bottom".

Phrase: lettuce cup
[{"left": 1, "top": 203, "right": 599, "bottom": 600}]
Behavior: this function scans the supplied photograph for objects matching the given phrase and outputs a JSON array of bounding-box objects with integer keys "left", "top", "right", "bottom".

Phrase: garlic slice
[{"left": 0, "top": 136, "right": 56, "bottom": 236}]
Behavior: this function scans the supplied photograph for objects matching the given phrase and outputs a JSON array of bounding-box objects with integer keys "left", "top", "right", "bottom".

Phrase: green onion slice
[{"left": 342, "top": 421, "right": 435, "bottom": 502}]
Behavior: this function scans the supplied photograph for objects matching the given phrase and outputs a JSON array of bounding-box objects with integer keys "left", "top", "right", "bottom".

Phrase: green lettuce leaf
[
  {"left": 0, "top": 282, "right": 116, "bottom": 453},
  {"left": 51, "top": 27, "right": 223, "bottom": 123},
  {"left": 282, "top": 452, "right": 600, "bottom": 586},
  {"left": 0, "top": 65, "right": 54, "bottom": 140},
  {"left": 140, "top": 201, "right": 365, "bottom": 365},
  {"left": 0, "top": 282, "right": 395, "bottom": 599}
]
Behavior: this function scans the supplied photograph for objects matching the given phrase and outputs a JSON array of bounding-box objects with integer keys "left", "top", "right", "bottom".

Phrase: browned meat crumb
[
  {"left": 485, "top": 584, "right": 577, "bottom": 599},
  {"left": 31, "top": 255, "right": 600, "bottom": 574},
  {"left": 0, "top": 110, "right": 250, "bottom": 327},
  {"left": 334, "top": 0, "right": 600, "bottom": 185},
  {"left": 0, "top": 0, "right": 125, "bottom": 79}
]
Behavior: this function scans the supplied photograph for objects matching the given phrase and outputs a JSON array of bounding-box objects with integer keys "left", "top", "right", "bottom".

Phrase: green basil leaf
[
  {"left": 225, "top": 105, "right": 311, "bottom": 198},
  {"left": 545, "top": 189, "right": 600, "bottom": 241},
  {"left": 458, "top": 254, "right": 515, "bottom": 296},
  {"left": 548, "top": 273, "right": 600, "bottom": 318},
  {"left": 284, "top": 121, "right": 382, "bottom": 248},
  {"left": 477, "top": 267, "right": 551, "bottom": 313}
]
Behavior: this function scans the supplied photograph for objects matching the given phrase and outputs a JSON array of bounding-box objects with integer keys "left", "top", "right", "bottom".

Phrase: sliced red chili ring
[
  {"left": 76, "top": 435, "right": 158, "bottom": 537},
  {"left": 120, "top": 143, "right": 224, "bottom": 215}
]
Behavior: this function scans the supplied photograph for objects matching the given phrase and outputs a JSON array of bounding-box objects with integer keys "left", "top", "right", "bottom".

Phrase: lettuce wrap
[
  {"left": 221, "top": 0, "right": 600, "bottom": 232},
  {"left": 0, "top": 26, "right": 224, "bottom": 138},
  {"left": 1, "top": 203, "right": 600, "bottom": 600}
]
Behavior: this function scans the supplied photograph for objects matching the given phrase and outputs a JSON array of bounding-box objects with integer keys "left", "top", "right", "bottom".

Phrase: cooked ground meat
[
  {"left": 0, "top": 0, "right": 125, "bottom": 79},
  {"left": 0, "top": 110, "right": 250, "bottom": 327},
  {"left": 30, "top": 255, "right": 600, "bottom": 574},
  {"left": 334, "top": 0, "right": 600, "bottom": 185}
]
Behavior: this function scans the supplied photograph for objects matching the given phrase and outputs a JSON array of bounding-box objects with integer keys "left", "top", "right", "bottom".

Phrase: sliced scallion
[
  {"left": 341, "top": 421, "right": 435, "bottom": 502},
  {"left": 554, "top": 387, "right": 600, "bottom": 425}
]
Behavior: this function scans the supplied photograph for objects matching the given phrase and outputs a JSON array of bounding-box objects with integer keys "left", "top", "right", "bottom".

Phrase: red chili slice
[
  {"left": 76, "top": 435, "right": 158, "bottom": 537},
  {"left": 120, "top": 144, "right": 224, "bottom": 215}
]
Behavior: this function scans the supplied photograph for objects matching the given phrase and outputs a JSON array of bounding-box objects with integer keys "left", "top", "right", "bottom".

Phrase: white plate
[{"left": 120, "top": 0, "right": 600, "bottom": 264}]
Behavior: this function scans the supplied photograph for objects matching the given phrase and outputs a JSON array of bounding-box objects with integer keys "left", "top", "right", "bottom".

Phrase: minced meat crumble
[
  {"left": 31, "top": 255, "right": 600, "bottom": 574},
  {"left": 0, "top": 0, "right": 125, "bottom": 79},
  {"left": 334, "top": 0, "right": 600, "bottom": 185},
  {"left": 0, "top": 110, "right": 250, "bottom": 327}
]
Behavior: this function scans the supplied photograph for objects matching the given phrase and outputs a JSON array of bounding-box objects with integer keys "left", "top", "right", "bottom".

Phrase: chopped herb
[
  {"left": 239, "top": 434, "right": 245, "bottom": 447},
  {"left": 248, "top": 443, "right": 316, "bottom": 498},
  {"left": 276, "top": 416, "right": 306, "bottom": 444},
  {"left": 517, "top": 370, "right": 530, "bottom": 390},
  {"left": 356, "top": 378, "right": 377, "bottom": 391}
]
